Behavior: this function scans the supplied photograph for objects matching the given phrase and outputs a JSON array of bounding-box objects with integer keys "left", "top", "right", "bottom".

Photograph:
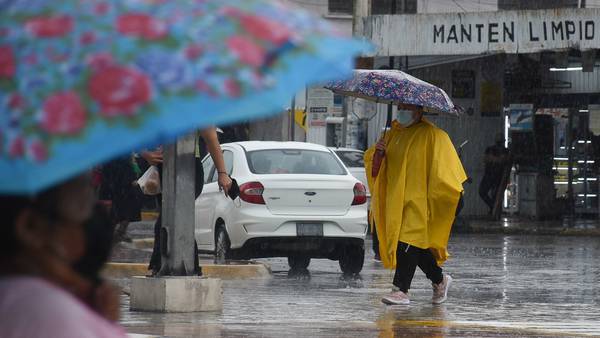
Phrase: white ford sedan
[{"left": 195, "top": 141, "right": 368, "bottom": 274}]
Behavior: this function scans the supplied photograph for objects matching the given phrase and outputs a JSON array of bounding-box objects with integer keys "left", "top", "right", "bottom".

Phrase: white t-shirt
[{"left": 0, "top": 276, "right": 127, "bottom": 338}]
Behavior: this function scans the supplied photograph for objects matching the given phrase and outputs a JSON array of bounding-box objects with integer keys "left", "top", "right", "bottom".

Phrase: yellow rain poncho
[{"left": 365, "top": 119, "right": 467, "bottom": 269}]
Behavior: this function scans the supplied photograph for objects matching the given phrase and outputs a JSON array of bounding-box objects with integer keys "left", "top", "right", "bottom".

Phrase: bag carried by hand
[{"left": 137, "top": 165, "right": 161, "bottom": 195}]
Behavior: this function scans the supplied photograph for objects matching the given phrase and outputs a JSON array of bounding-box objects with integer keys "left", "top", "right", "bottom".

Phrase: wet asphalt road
[{"left": 119, "top": 233, "right": 600, "bottom": 337}]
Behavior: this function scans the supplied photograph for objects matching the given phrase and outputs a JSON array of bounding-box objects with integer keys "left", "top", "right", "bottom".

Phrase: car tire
[
  {"left": 214, "top": 226, "right": 231, "bottom": 264},
  {"left": 339, "top": 244, "right": 365, "bottom": 275},
  {"left": 288, "top": 255, "right": 311, "bottom": 270}
]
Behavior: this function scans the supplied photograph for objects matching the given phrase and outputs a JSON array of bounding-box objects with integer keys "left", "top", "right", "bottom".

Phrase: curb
[
  {"left": 104, "top": 261, "right": 272, "bottom": 280},
  {"left": 141, "top": 211, "right": 159, "bottom": 221},
  {"left": 454, "top": 225, "right": 600, "bottom": 237},
  {"left": 132, "top": 238, "right": 154, "bottom": 250}
]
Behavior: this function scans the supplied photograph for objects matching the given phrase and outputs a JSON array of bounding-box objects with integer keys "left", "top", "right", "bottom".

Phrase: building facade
[{"left": 363, "top": 0, "right": 600, "bottom": 217}]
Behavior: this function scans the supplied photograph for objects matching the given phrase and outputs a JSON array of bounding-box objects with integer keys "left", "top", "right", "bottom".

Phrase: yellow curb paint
[
  {"left": 141, "top": 211, "right": 159, "bottom": 221},
  {"left": 132, "top": 238, "right": 154, "bottom": 250},
  {"left": 103, "top": 263, "right": 148, "bottom": 279},
  {"left": 104, "top": 262, "right": 271, "bottom": 280}
]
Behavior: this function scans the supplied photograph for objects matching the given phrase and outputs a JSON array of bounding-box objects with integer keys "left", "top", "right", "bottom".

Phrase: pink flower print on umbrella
[
  {"left": 80, "top": 31, "right": 97, "bottom": 45},
  {"left": 117, "top": 13, "right": 168, "bottom": 40},
  {"left": 238, "top": 14, "right": 292, "bottom": 46},
  {"left": 28, "top": 139, "right": 48, "bottom": 162},
  {"left": 25, "top": 16, "right": 74, "bottom": 38},
  {"left": 88, "top": 65, "right": 152, "bottom": 117},
  {"left": 7, "top": 93, "right": 26, "bottom": 110},
  {"left": 86, "top": 52, "right": 114, "bottom": 72},
  {"left": 0, "top": 46, "right": 15, "bottom": 79},
  {"left": 185, "top": 44, "right": 203, "bottom": 60},
  {"left": 8, "top": 135, "right": 25, "bottom": 158},
  {"left": 227, "top": 35, "right": 266, "bottom": 67},
  {"left": 94, "top": 2, "right": 110, "bottom": 15},
  {"left": 224, "top": 78, "right": 241, "bottom": 97},
  {"left": 195, "top": 80, "right": 217, "bottom": 97},
  {"left": 41, "top": 91, "right": 86, "bottom": 135}
]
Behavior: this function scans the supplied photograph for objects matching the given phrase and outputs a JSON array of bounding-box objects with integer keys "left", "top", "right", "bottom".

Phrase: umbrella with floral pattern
[
  {"left": 0, "top": 0, "right": 369, "bottom": 194},
  {"left": 325, "top": 69, "right": 460, "bottom": 115}
]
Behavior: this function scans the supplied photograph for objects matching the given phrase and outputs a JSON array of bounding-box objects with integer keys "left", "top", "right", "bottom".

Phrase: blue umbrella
[
  {"left": 0, "top": 0, "right": 370, "bottom": 194},
  {"left": 325, "top": 70, "right": 460, "bottom": 115}
]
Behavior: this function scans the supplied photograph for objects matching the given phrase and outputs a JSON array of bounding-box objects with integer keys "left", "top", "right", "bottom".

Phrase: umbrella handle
[{"left": 386, "top": 104, "right": 393, "bottom": 129}]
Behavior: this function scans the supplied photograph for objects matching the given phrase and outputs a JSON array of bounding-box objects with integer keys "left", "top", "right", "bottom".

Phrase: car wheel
[
  {"left": 339, "top": 244, "right": 365, "bottom": 275},
  {"left": 214, "top": 226, "right": 231, "bottom": 264},
  {"left": 287, "top": 255, "right": 311, "bottom": 270}
]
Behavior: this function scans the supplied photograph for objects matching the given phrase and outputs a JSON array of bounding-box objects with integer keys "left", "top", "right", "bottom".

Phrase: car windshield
[
  {"left": 335, "top": 151, "right": 364, "bottom": 168},
  {"left": 247, "top": 149, "right": 346, "bottom": 175}
]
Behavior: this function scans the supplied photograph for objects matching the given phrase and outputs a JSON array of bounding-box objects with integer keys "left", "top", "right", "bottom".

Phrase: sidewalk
[
  {"left": 454, "top": 216, "right": 600, "bottom": 236},
  {"left": 108, "top": 220, "right": 271, "bottom": 280}
]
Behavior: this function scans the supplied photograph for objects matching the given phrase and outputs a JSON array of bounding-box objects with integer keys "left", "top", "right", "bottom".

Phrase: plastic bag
[{"left": 137, "top": 165, "right": 161, "bottom": 195}]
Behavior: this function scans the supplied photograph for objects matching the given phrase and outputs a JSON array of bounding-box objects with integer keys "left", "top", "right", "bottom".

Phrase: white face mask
[{"left": 395, "top": 109, "right": 414, "bottom": 126}]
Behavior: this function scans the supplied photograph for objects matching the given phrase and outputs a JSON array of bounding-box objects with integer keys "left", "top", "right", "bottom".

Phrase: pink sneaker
[
  {"left": 381, "top": 290, "right": 410, "bottom": 305},
  {"left": 432, "top": 274, "right": 452, "bottom": 304}
]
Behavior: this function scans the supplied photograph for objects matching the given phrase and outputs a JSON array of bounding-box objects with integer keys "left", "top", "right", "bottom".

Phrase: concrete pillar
[
  {"left": 130, "top": 133, "right": 223, "bottom": 313},
  {"left": 130, "top": 277, "right": 222, "bottom": 312},
  {"left": 160, "top": 133, "right": 197, "bottom": 276},
  {"left": 353, "top": 0, "right": 371, "bottom": 38}
]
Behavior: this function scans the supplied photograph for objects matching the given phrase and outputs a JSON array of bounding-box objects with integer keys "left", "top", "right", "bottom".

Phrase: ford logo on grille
[{"left": 304, "top": 191, "right": 317, "bottom": 196}]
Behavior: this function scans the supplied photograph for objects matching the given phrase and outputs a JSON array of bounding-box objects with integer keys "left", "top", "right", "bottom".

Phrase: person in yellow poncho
[{"left": 365, "top": 104, "right": 467, "bottom": 306}]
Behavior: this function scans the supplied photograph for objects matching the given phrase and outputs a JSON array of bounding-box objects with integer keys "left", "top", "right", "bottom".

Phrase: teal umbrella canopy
[{"left": 0, "top": 0, "right": 370, "bottom": 194}]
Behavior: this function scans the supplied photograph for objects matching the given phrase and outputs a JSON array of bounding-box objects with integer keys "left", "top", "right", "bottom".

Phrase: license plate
[{"left": 297, "top": 222, "right": 323, "bottom": 237}]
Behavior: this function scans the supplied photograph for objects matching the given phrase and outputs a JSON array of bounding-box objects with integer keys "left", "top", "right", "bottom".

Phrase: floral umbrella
[
  {"left": 0, "top": 0, "right": 369, "bottom": 194},
  {"left": 325, "top": 70, "right": 460, "bottom": 115}
]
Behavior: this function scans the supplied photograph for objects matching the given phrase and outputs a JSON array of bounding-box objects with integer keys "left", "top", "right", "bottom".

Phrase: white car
[
  {"left": 330, "top": 148, "right": 370, "bottom": 198},
  {"left": 195, "top": 141, "right": 368, "bottom": 274}
]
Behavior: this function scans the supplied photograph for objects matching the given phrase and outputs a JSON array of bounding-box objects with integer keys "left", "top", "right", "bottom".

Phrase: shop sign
[
  {"left": 366, "top": 8, "right": 600, "bottom": 56},
  {"left": 509, "top": 104, "right": 534, "bottom": 131}
]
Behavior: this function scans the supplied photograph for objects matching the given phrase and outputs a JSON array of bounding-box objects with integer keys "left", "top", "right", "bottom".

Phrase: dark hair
[
  {"left": 0, "top": 188, "right": 62, "bottom": 256},
  {"left": 0, "top": 196, "right": 33, "bottom": 256},
  {"left": 73, "top": 204, "right": 115, "bottom": 283}
]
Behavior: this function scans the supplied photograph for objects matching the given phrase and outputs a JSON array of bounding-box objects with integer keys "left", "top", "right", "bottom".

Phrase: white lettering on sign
[{"left": 366, "top": 8, "right": 600, "bottom": 56}]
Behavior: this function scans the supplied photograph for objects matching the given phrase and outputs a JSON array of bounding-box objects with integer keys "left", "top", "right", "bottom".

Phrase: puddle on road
[{"left": 324, "top": 287, "right": 390, "bottom": 294}]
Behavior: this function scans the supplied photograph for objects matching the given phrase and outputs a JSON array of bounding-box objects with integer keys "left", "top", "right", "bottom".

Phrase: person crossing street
[{"left": 365, "top": 104, "right": 467, "bottom": 305}]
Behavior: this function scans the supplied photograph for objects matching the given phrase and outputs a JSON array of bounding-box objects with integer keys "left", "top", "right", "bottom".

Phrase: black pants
[
  {"left": 148, "top": 212, "right": 162, "bottom": 272},
  {"left": 479, "top": 175, "right": 501, "bottom": 212},
  {"left": 393, "top": 241, "right": 443, "bottom": 293},
  {"left": 372, "top": 222, "right": 380, "bottom": 257},
  {"left": 148, "top": 200, "right": 200, "bottom": 275}
]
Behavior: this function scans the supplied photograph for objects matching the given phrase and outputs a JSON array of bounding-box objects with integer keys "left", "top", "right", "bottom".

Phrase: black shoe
[{"left": 374, "top": 252, "right": 381, "bottom": 261}]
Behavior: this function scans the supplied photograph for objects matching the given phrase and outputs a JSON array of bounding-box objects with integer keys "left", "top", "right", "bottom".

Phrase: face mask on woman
[{"left": 395, "top": 109, "right": 415, "bottom": 126}]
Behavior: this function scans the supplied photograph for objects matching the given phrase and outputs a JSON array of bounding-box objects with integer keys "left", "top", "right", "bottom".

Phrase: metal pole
[
  {"left": 160, "top": 133, "right": 197, "bottom": 276},
  {"left": 566, "top": 108, "right": 575, "bottom": 224},
  {"left": 347, "top": 0, "right": 373, "bottom": 146},
  {"left": 290, "top": 96, "right": 296, "bottom": 141}
]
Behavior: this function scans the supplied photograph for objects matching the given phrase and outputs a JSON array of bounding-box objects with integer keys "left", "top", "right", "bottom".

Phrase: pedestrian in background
[
  {"left": 145, "top": 127, "right": 232, "bottom": 276},
  {"left": 479, "top": 133, "right": 510, "bottom": 215},
  {"left": 99, "top": 154, "right": 143, "bottom": 243},
  {"left": 365, "top": 104, "right": 466, "bottom": 305}
]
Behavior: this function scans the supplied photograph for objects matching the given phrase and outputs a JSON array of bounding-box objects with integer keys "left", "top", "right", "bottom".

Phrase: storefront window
[{"left": 328, "top": 0, "right": 353, "bottom": 15}]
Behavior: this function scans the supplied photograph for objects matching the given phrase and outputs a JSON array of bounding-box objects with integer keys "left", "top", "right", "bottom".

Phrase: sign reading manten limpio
[{"left": 365, "top": 8, "right": 600, "bottom": 56}]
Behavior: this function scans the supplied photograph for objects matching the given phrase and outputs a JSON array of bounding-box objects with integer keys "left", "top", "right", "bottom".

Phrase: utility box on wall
[{"left": 517, "top": 173, "right": 555, "bottom": 219}]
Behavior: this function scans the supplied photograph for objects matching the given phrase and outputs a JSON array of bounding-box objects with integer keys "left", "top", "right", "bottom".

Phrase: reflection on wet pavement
[{"left": 120, "top": 234, "right": 600, "bottom": 337}]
